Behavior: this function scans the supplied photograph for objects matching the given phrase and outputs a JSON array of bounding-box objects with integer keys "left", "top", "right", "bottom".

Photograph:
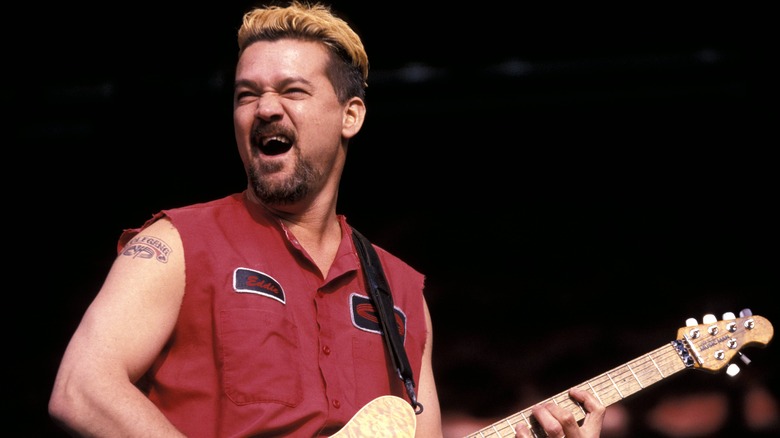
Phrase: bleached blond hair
[{"left": 237, "top": 1, "right": 368, "bottom": 101}]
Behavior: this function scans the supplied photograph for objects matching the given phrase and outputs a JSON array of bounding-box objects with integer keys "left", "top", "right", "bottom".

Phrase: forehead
[{"left": 236, "top": 39, "right": 331, "bottom": 80}]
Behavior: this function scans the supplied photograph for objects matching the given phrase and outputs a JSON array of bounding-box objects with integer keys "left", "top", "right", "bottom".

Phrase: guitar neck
[
  {"left": 330, "top": 313, "right": 770, "bottom": 438},
  {"left": 465, "top": 342, "right": 687, "bottom": 438}
]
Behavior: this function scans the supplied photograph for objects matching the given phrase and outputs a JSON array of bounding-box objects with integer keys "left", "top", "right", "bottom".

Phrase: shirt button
[
  {"left": 332, "top": 399, "right": 341, "bottom": 409},
  {"left": 322, "top": 345, "right": 331, "bottom": 355}
]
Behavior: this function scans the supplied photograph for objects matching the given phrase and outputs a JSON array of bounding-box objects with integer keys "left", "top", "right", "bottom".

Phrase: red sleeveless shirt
[{"left": 118, "top": 192, "right": 427, "bottom": 437}]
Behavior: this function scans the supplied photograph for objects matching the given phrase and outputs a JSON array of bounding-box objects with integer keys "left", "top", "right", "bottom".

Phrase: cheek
[
  {"left": 233, "top": 107, "right": 252, "bottom": 134},
  {"left": 234, "top": 108, "right": 255, "bottom": 142},
  {"left": 307, "top": 106, "right": 345, "bottom": 137},
  {"left": 233, "top": 110, "right": 254, "bottom": 162}
]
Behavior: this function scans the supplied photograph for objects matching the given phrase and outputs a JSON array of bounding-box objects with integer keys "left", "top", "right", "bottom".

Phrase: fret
[{"left": 456, "top": 314, "right": 772, "bottom": 438}]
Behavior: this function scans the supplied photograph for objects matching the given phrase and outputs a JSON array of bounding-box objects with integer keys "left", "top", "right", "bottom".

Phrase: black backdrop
[{"left": 10, "top": 2, "right": 776, "bottom": 436}]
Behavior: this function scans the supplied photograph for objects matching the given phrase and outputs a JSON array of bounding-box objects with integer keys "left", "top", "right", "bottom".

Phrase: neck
[{"left": 248, "top": 189, "right": 343, "bottom": 277}]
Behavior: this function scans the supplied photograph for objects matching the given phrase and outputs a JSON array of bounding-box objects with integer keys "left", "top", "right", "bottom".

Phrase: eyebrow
[{"left": 234, "top": 76, "right": 315, "bottom": 92}]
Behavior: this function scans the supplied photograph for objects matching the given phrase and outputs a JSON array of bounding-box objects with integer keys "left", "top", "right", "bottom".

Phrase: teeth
[{"left": 262, "top": 135, "right": 289, "bottom": 146}]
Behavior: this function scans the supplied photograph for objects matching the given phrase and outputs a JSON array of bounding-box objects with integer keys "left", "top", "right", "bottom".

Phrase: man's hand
[{"left": 515, "top": 387, "right": 605, "bottom": 438}]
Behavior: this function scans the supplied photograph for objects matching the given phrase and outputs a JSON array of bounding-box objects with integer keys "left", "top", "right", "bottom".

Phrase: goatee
[{"left": 249, "top": 158, "right": 317, "bottom": 205}]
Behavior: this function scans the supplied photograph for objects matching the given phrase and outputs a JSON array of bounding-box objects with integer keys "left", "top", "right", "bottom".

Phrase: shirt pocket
[
  {"left": 218, "top": 308, "right": 303, "bottom": 406},
  {"left": 351, "top": 336, "right": 402, "bottom": 408}
]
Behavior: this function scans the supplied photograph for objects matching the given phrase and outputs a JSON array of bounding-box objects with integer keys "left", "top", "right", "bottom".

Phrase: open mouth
[{"left": 260, "top": 136, "right": 293, "bottom": 155}]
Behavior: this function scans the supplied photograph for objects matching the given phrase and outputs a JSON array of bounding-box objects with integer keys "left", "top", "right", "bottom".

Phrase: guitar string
[
  {"left": 464, "top": 319, "right": 752, "bottom": 438},
  {"left": 465, "top": 343, "right": 686, "bottom": 438}
]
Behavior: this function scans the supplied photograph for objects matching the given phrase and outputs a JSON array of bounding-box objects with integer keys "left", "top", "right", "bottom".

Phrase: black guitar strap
[{"left": 351, "top": 228, "right": 424, "bottom": 415}]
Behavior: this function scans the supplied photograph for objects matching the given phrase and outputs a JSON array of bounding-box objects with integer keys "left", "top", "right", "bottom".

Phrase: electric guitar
[{"left": 332, "top": 311, "right": 773, "bottom": 437}]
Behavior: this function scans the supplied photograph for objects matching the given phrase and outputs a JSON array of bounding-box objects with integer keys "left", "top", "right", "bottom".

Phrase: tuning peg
[
  {"left": 722, "top": 312, "right": 736, "bottom": 320},
  {"left": 702, "top": 314, "right": 717, "bottom": 324},
  {"left": 740, "top": 308, "right": 753, "bottom": 317},
  {"left": 739, "top": 352, "right": 752, "bottom": 365},
  {"left": 726, "top": 363, "right": 741, "bottom": 377},
  {"left": 686, "top": 317, "right": 699, "bottom": 327}
]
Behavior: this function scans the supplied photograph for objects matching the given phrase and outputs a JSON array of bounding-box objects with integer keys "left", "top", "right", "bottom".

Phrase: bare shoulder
[
  {"left": 104, "top": 216, "right": 185, "bottom": 306},
  {"left": 118, "top": 217, "right": 181, "bottom": 264},
  {"left": 60, "top": 216, "right": 186, "bottom": 383}
]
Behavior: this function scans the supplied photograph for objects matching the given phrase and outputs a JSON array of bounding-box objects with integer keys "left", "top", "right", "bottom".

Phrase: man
[{"left": 48, "top": 2, "right": 604, "bottom": 437}]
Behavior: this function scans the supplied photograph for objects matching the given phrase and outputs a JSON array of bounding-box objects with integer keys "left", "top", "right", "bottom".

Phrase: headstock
[{"left": 675, "top": 309, "right": 773, "bottom": 373}]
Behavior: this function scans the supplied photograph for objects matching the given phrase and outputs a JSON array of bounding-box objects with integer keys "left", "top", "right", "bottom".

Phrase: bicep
[{"left": 65, "top": 218, "right": 186, "bottom": 382}]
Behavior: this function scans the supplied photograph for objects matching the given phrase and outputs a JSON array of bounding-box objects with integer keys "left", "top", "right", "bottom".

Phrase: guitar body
[{"left": 331, "top": 395, "right": 416, "bottom": 437}]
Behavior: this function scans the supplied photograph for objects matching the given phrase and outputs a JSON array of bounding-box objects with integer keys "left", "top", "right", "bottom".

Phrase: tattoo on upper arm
[{"left": 121, "top": 235, "right": 172, "bottom": 263}]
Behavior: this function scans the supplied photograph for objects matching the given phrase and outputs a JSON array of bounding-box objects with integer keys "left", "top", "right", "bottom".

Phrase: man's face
[{"left": 233, "top": 39, "right": 348, "bottom": 207}]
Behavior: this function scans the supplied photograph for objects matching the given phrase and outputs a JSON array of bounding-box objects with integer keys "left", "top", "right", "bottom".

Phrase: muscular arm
[
  {"left": 49, "top": 218, "right": 187, "bottom": 436},
  {"left": 413, "top": 298, "right": 444, "bottom": 438}
]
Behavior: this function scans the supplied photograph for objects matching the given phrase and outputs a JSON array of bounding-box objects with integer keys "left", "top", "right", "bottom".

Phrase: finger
[
  {"left": 565, "top": 387, "right": 607, "bottom": 437},
  {"left": 530, "top": 403, "right": 566, "bottom": 438},
  {"left": 513, "top": 421, "right": 533, "bottom": 438},
  {"left": 569, "top": 387, "right": 606, "bottom": 425}
]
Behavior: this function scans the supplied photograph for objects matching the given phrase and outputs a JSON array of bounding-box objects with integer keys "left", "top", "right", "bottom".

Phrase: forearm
[{"left": 50, "top": 372, "right": 185, "bottom": 437}]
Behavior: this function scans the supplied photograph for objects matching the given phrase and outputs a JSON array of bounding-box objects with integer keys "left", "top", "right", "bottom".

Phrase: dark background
[{"left": 10, "top": 1, "right": 776, "bottom": 436}]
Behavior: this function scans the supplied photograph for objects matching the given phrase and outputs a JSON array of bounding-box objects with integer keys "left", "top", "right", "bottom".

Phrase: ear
[{"left": 342, "top": 97, "right": 366, "bottom": 139}]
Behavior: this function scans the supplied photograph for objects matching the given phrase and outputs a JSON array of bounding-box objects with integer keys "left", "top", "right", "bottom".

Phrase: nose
[{"left": 254, "top": 94, "right": 283, "bottom": 121}]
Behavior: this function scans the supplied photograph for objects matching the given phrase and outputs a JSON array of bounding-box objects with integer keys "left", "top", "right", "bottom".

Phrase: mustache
[{"left": 251, "top": 123, "right": 296, "bottom": 144}]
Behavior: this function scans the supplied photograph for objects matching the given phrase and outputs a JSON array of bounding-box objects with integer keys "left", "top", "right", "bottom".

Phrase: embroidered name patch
[
  {"left": 350, "top": 293, "right": 406, "bottom": 341},
  {"left": 233, "top": 268, "right": 285, "bottom": 304}
]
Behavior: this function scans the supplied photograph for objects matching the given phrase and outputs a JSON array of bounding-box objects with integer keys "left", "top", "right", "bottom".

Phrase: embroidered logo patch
[
  {"left": 350, "top": 293, "right": 406, "bottom": 341},
  {"left": 233, "top": 268, "right": 285, "bottom": 304}
]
